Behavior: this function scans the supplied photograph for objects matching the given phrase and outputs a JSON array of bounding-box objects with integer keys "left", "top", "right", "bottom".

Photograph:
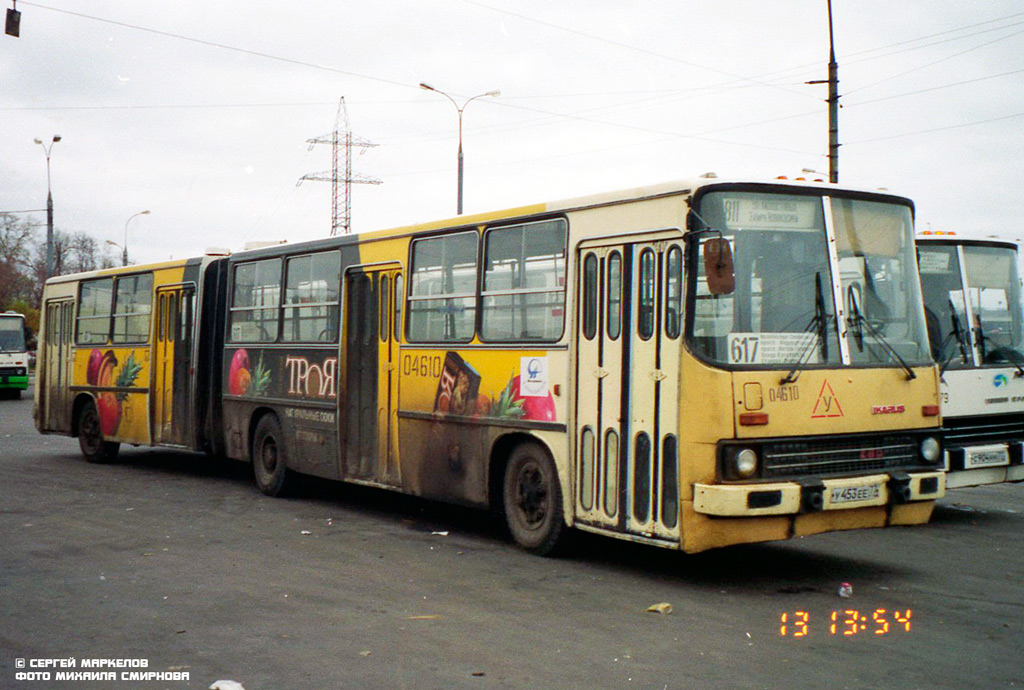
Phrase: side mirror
[{"left": 703, "top": 237, "right": 735, "bottom": 295}]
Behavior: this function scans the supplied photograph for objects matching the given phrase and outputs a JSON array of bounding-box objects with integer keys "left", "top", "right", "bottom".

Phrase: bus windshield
[
  {"left": 690, "top": 190, "right": 930, "bottom": 369},
  {"left": 0, "top": 316, "right": 27, "bottom": 353},
  {"left": 919, "top": 242, "right": 1024, "bottom": 367}
]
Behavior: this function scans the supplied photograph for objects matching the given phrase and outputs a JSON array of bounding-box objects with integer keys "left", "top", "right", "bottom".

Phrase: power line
[
  {"left": 844, "top": 25, "right": 1024, "bottom": 96},
  {"left": 454, "top": 0, "right": 820, "bottom": 102},
  {"left": 17, "top": 1, "right": 413, "bottom": 90},
  {"left": 845, "top": 67, "right": 1024, "bottom": 107},
  {"left": 844, "top": 111, "right": 1024, "bottom": 145}
]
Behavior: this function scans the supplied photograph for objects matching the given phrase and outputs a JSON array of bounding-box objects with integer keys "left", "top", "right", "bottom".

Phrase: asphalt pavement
[{"left": 1, "top": 384, "right": 1022, "bottom": 690}]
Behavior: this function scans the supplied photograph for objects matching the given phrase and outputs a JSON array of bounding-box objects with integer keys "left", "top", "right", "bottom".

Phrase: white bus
[
  {"left": 0, "top": 311, "right": 30, "bottom": 400},
  {"left": 917, "top": 233, "right": 1024, "bottom": 487}
]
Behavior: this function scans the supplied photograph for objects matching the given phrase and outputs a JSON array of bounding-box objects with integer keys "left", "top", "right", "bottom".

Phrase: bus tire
[
  {"left": 503, "top": 441, "right": 566, "bottom": 556},
  {"left": 252, "top": 414, "right": 290, "bottom": 497},
  {"left": 78, "top": 399, "right": 120, "bottom": 463}
]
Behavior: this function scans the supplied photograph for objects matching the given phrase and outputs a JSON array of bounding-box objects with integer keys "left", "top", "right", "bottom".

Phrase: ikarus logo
[{"left": 994, "top": 374, "right": 1009, "bottom": 388}]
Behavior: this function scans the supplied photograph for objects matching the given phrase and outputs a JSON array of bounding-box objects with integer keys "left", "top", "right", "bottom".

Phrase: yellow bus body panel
[{"left": 68, "top": 263, "right": 187, "bottom": 446}]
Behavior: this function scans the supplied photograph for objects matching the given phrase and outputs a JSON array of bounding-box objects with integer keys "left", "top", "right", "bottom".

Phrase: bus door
[
  {"left": 344, "top": 265, "right": 402, "bottom": 484},
  {"left": 152, "top": 284, "right": 195, "bottom": 446},
  {"left": 41, "top": 299, "right": 74, "bottom": 432},
  {"left": 575, "top": 235, "right": 684, "bottom": 542}
]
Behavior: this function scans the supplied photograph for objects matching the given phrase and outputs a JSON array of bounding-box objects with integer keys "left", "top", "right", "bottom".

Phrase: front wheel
[
  {"left": 503, "top": 441, "right": 566, "bottom": 556},
  {"left": 252, "top": 415, "right": 290, "bottom": 496},
  {"left": 78, "top": 399, "right": 120, "bottom": 463}
]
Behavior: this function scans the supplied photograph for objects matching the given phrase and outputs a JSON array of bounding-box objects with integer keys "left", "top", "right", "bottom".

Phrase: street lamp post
[
  {"left": 33, "top": 135, "right": 61, "bottom": 278},
  {"left": 121, "top": 210, "right": 150, "bottom": 266},
  {"left": 419, "top": 83, "right": 500, "bottom": 215}
]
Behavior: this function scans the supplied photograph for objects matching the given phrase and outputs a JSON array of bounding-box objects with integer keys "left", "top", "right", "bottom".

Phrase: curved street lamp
[
  {"left": 121, "top": 210, "right": 150, "bottom": 266},
  {"left": 419, "top": 83, "right": 500, "bottom": 215},
  {"left": 34, "top": 135, "right": 61, "bottom": 278}
]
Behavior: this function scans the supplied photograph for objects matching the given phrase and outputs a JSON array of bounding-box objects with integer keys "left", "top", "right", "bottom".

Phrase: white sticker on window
[
  {"left": 918, "top": 251, "right": 951, "bottom": 274},
  {"left": 727, "top": 332, "right": 820, "bottom": 365}
]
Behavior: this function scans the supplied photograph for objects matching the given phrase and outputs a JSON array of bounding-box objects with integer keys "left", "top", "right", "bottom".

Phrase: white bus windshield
[
  {"left": 0, "top": 316, "right": 27, "bottom": 353},
  {"left": 919, "top": 242, "right": 1024, "bottom": 367}
]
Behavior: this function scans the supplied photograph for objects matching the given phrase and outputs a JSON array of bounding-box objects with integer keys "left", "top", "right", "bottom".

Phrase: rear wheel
[
  {"left": 503, "top": 441, "right": 566, "bottom": 555},
  {"left": 78, "top": 399, "right": 120, "bottom": 463},
  {"left": 252, "top": 415, "right": 290, "bottom": 496}
]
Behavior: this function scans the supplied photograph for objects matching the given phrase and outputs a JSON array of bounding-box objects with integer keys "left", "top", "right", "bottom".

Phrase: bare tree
[
  {"left": 28, "top": 230, "right": 116, "bottom": 306},
  {"left": 0, "top": 214, "right": 36, "bottom": 310}
]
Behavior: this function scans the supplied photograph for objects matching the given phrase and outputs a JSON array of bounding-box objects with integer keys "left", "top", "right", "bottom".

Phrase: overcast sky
[{"left": 3, "top": 1, "right": 1023, "bottom": 265}]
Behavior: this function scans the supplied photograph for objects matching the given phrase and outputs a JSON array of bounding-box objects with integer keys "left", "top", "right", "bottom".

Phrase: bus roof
[
  {"left": 229, "top": 175, "right": 913, "bottom": 262},
  {"left": 43, "top": 257, "right": 193, "bottom": 286},
  {"left": 916, "top": 233, "right": 1019, "bottom": 250},
  {"left": 43, "top": 175, "right": 915, "bottom": 274}
]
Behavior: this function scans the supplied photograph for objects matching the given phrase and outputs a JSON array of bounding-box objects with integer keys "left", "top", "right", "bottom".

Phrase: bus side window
[
  {"left": 638, "top": 249, "right": 656, "bottom": 340},
  {"left": 393, "top": 274, "right": 403, "bottom": 342},
  {"left": 665, "top": 245, "right": 682, "bottom": 339},
  {"left": 379, "top": 274, "right": 390, "bottom": 342},
  {"left": 77, "top": 278, "right": 114, "bottom": 345},
  {"left": 181, "top": 291, "right": 193, "bottom": 344},
  {"left": 607, "top": 251, "right": 622, "bottom": 340},
  {"left": 583, "top": 253, "right": 598, "bottom": 340},
  {"left": 167, "top": 293, "right": 178, "bottom": 343},
  {"left": 407, "top": 232, "right": 478, "bottom": 343},
  {"left": 112, "top": 273, "right": 154, "bottom": 343}
]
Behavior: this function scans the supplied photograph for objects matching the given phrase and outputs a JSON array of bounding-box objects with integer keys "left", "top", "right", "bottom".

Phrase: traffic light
[{"left": 5, "top": 5, "right": 20, "bottom": 37}]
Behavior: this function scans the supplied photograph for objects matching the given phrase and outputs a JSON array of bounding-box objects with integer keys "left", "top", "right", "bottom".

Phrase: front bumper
[
  {"left": 693, "top": 470, "right": 945, "bottom": 517},
  {"left": 944, "top": 442, "right": 1024, "bottom": 487},
  {"left": 0, "top": 374, "right": 29, "bottom": 389}
]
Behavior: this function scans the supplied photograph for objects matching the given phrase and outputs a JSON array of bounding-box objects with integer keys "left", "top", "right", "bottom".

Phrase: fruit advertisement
[
  {"left": 423, "top": 350, "right": 558, "bottom": 423},
  {"left": 76, "top": 347, "right": 150, "bottom": 441}
]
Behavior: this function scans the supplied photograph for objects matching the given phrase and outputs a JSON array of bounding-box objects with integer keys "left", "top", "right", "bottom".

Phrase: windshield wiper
[
  {"left": 938, "top": 301, "right": 970, "bottom": 377},
  {"left": 847, "top": 291, "right": 916, "bottom": 380},
  {"left": 999, "top": 350, "right": 1024, "bottom": 378},
  {"left": 972, "top": 313, "right": 1024, "bottom": 376},
  {"left": 780, "top": 273, "right": 831, "bottom": 385}
]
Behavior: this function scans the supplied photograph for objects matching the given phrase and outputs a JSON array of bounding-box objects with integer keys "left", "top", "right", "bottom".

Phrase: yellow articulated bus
[
  {"left": 35, "top": 258, "right": 219, "bottom": 462},
  {"left": 35, "top": 176, "right": 946, "bottom": 554}
]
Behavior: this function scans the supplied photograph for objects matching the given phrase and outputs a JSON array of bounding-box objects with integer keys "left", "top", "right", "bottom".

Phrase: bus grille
[
  {"left": 761, "top": 435, "right": 921, "bottom": 478},
  {"left": 943, "top": 414, "right": 1024, "bottom": 449},
  {"left": 0, "top": 367, "right": 23, "bottom": 376}
]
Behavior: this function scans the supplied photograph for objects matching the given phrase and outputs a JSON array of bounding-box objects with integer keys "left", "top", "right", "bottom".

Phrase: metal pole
[
  {"left": 46, "top": 189, "right": 54, "bottom": 278},
  {"left": 123, "top": 210, "right": 150, "bottom": 267},
  {"left": 457, "top": 109, "right": 465, "bottom": 216},
  {"left": 419, "top": 83, "right": 499, "bottom": 215},
  {"left": 827, "top": 0, "right": 839, "bottom": 183},
  {"left": 34, "top": 135, "right": 60, "bottom": 278}
]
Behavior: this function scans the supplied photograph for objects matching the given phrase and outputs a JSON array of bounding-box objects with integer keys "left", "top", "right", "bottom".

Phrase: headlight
[
  {"left": 734, "top": 448, "right": 759, "bottom": 478},
  {"left": 920, "top": 437, "right": 941, "bottom": 463}
]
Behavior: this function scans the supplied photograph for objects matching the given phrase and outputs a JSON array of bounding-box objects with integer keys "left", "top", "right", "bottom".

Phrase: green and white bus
[{"left": 0, "top": 311, "right": 30, "bottom": 399}]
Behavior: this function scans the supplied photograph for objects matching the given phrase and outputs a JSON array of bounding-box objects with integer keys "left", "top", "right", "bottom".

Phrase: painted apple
[
  {"left": 97, "top": 391, "right": 121, "bottom": 436},
  {"left": 510, "top": 375, "right": 557, "bottom": 422},
  {"left": 228, "top": 349, "right": 251, "bottom": 395}
]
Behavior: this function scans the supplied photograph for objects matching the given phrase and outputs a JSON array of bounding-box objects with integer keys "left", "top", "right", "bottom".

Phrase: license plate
[
  {"left": 966, "top": 447, "right": 1009, "bottom": 469},
  {"left": 830, "top": 484, "right": 881, "bottom": 504}
]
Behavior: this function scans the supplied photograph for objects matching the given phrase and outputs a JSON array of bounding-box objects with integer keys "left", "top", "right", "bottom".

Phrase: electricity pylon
[{"left": 299, "top": 97, "right": 381, "bottom": 236}]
